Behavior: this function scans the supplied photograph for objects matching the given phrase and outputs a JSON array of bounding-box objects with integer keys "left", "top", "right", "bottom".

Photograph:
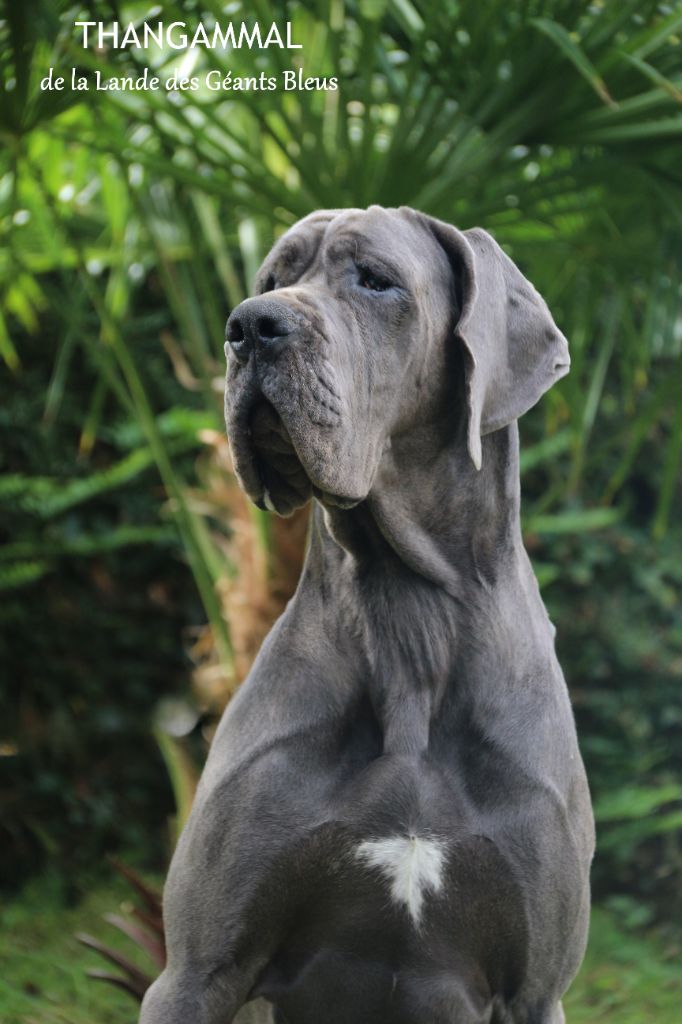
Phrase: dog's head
[{"left": 224, "top": 206, "right": 568, "bottom": 515}]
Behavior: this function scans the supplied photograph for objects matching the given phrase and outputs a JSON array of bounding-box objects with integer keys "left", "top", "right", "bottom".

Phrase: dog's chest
[{"left": 253, "top": 818, "right": 525, "bottom": 1024}]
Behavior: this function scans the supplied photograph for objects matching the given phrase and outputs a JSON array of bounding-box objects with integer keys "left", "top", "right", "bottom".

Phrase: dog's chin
[{"left": 232, "top": 397, "right": 363, "bottom": 517}]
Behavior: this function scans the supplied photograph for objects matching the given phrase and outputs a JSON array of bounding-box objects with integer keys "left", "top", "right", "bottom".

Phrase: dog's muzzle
[
  {"left": 225, "top": 296, "right": 360, "bottom": 516},
  {"left": 225, "top": 296, "right": 308, "bottom": 514}
]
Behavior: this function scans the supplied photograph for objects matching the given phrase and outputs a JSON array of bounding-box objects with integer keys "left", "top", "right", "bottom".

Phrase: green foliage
[
  {"left": 0, "top": 0, "right": 680, "bottom": 929},
  {"left": 0, "top": 328, "right": 202, "bottom": 886},
  {"left": 0, "top": 869, "right": 161, "bottom": 1024},
  {"left": 536, "top": 512, "right": 682, "bottom": 919},
  {"left": 564, "top": 908, "right": 682, "bottom": 1023},
  {"left": 76, "top": 860, "right": 165, "bottom": 1002}
]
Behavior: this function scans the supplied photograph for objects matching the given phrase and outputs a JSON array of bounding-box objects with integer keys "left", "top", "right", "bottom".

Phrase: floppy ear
[{"left": 427, "top": 218, "right": 570, "bottom": 470}]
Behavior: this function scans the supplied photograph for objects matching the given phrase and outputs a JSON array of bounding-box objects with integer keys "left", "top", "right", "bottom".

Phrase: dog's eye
[
  {"left": 261, "top": 273, "right": 277, "bottom": 294},
  {"left": 357, "top": 265, "right": 392, "bottom": 293}
]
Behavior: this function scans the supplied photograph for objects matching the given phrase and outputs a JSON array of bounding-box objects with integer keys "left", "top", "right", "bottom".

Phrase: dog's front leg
[
  {"left": 140, "top": 947, "right": 280, "bottom": 1024},
  {"left": 233, "top": 999, "right": 276, "bottom": 1023},
  {"left": 138, "top": 716, "right": 337, "bottom": 1023},
  {"left": 140, "top": 961, "right": 258, "bottom": 1024}
]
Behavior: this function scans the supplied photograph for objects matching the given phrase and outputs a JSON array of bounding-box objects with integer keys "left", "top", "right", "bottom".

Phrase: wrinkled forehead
[{"left": 260, "top": 206, "right": 449, "bottom": 287}]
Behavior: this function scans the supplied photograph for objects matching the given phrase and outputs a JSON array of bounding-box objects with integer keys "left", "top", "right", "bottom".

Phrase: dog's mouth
[
  {"left": 248, "top": 398, "right": 311, "bottom": 516},
  {"left": 239, "top": 397, "right": 361, "bottom": 517}
]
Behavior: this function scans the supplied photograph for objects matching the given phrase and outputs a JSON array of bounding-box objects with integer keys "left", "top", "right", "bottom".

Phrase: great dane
[{"left": 140, "top": 206, "right": 594, "bottom": 1024}]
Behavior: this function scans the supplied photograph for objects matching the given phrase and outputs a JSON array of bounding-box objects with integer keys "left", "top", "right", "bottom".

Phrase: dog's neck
[
  {"left": 317, "top": 420, "right": 524, "bottom": 593},
  {"left": 299, "top": 422, "right": 552, "bottom": 754}
]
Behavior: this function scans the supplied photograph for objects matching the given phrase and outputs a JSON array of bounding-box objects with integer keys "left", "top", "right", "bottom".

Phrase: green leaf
[
  {"left": 524, "top": 508, "right": 622, "bottom": 535},
  {"left": 0, "top": 309, "right": 20, "bottom": 371},
  {"left": 594, "top": 784, "right": 682, "bottom": 822},
  {"left": 520, "top": 429, "right": 572, "bottom": 472},
  {"left": 598, "top": 810, "right": 682, "bottom": 853},
  {"left": 0, "top": 559, "right": 51, "bottom": 591},
  {"left": 620, "top": 52, "right": 682, "bottom": 105},
  {"left": 531, "top": 17, "right": 616, "bottom": 107}
]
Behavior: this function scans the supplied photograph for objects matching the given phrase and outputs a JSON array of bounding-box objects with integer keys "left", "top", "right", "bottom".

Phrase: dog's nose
[{"left": 225, "top": 298, "right": 294, "bottom": 363}]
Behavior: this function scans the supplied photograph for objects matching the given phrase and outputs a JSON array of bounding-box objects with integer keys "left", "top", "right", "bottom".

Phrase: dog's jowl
[{"left": 140, "top": 207, "right": 594, "bottom": 1024}]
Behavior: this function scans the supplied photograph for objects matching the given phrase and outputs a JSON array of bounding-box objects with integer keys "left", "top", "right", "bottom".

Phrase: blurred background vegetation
[{"left": 1, "top": 0, "right": 681, "bottom": 1021}]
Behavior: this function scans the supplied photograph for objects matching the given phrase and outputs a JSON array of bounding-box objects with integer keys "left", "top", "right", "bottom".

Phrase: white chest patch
[{"left": 355, "top": 834, "right": 447, "bottom": 926}]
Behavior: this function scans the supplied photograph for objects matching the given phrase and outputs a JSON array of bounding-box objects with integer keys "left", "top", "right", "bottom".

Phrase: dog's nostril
[
  {"left": 226, "top": 317, "right": 245, "bottom": 343},
  {"left": 256, "top": 315, "right": 287, "bottom": 341}
]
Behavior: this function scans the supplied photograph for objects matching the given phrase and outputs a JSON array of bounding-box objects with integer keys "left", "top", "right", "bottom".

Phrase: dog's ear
[{"left": 427, "top": 217, "right": 569, "bottom": 470}]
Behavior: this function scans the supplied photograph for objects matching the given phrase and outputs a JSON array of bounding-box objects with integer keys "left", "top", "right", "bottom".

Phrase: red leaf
[{"left": 103, "top": 913, "right": 166, "bottom": 969}]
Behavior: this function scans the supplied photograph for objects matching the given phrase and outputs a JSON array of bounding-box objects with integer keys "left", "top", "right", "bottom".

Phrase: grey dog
[{"left": 139, "top": 206, "right": 594, "bottom": 1024}]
